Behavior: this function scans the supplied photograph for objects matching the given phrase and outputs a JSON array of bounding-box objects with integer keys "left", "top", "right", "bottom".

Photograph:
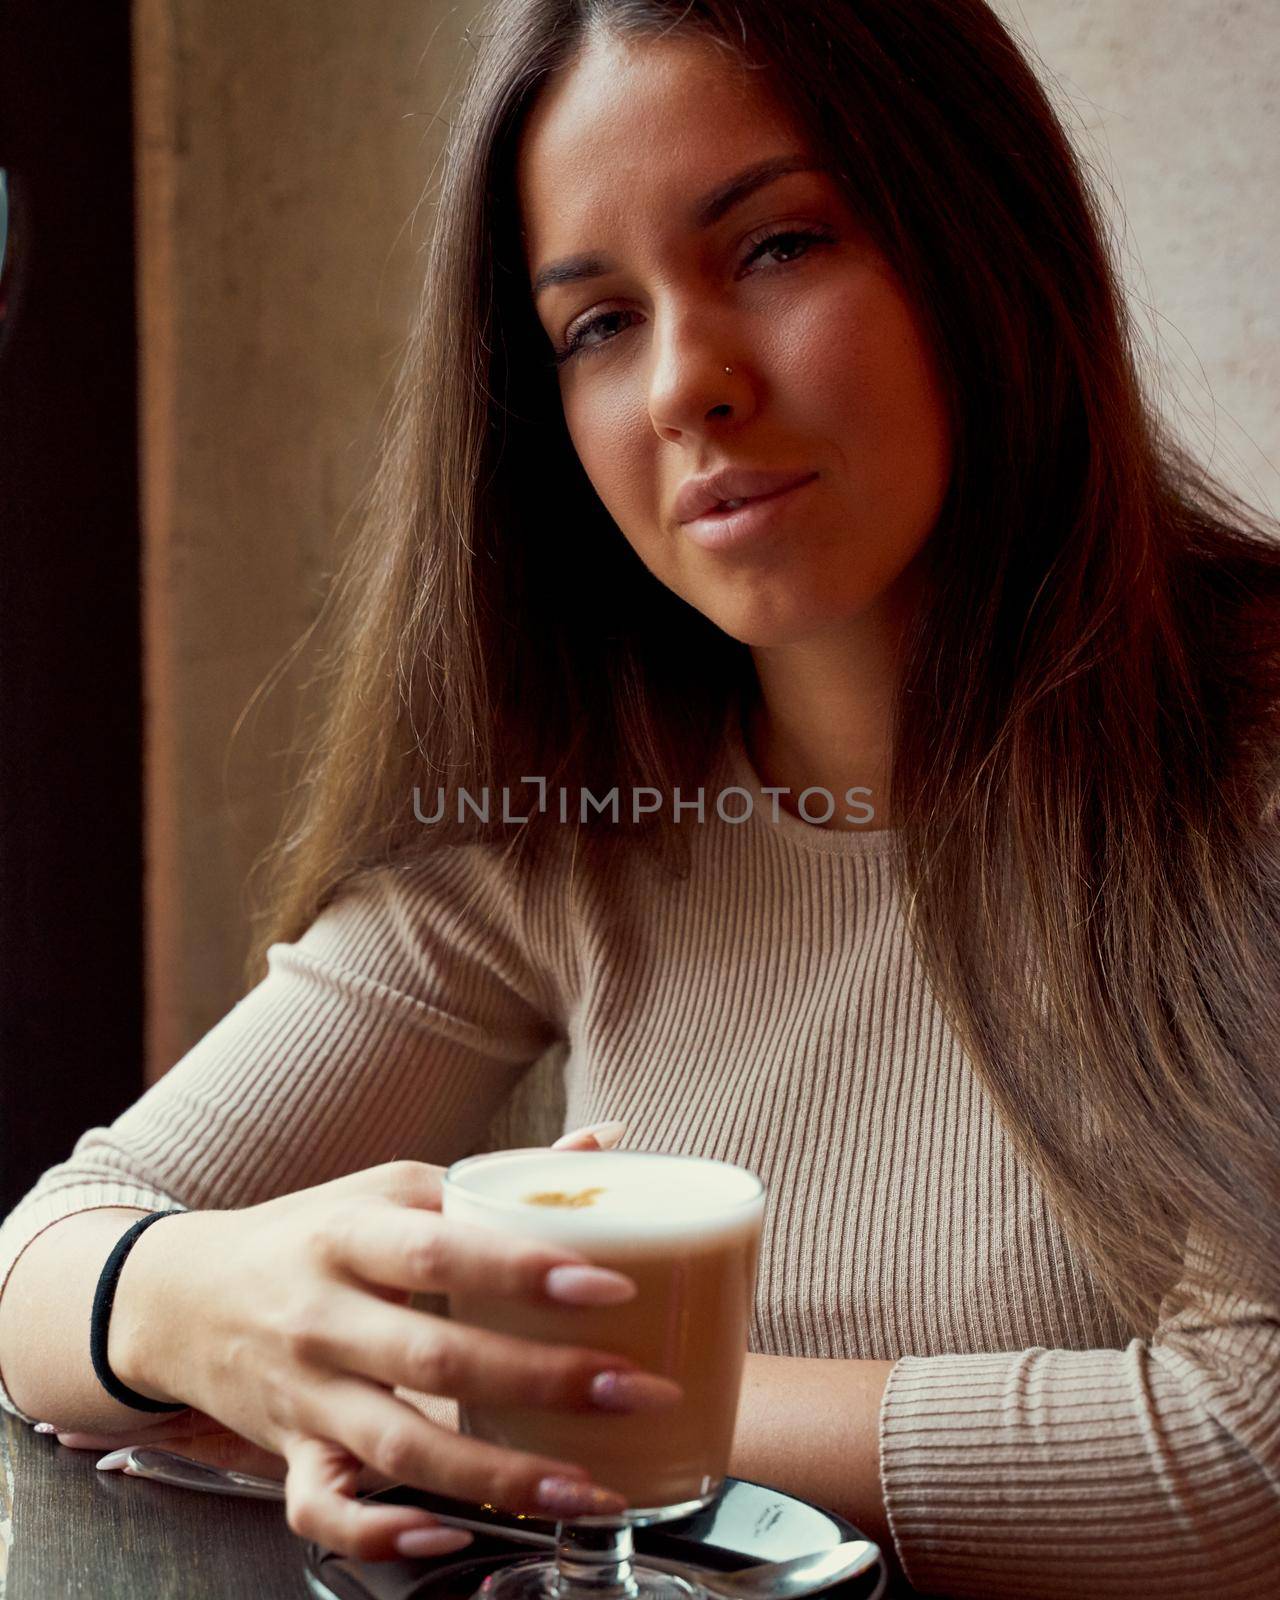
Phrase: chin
[{"left": 699, "top": 583, "right": 889, "bottom": 649}]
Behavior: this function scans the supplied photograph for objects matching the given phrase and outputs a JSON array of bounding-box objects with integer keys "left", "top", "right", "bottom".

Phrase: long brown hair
[{"left": 244, "top": 0, "right": 1280, "bottom": 1332}]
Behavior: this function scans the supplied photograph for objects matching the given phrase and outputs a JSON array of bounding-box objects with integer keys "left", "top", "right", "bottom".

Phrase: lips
[{"left": 674, "top": 468, "right": 819, "bottom": 525}]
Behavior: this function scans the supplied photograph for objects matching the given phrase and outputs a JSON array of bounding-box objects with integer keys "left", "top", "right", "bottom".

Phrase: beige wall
[
  {"left": 993, "top": 0, "right": 1279, "bottom": 514},
  {"left": 136, "top": 1, "right": 1278, "bottom": 1082},
  {"left": 135, "top": 1, "right": 482, "bottom": 1078}
]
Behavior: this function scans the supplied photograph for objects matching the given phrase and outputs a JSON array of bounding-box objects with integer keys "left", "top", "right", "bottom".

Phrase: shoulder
[
  {"left": 355, "top": 827, "right": 664, "bottom": 954},
  {"left": 346, "top": 835, "right": 555, "bottom": 936}
]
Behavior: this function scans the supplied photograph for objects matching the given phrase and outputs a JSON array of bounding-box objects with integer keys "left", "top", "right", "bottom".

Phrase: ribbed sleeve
[
  {"left": 879, "top": 1231, "right": 1280, "bottom": 1597},
  {"left": 0, "top": 843, "right": 562, "bottom": 1420}
]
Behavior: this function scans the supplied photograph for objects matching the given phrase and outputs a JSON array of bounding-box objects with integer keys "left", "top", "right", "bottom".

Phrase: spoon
[{"left": 112, "top": 1448, "right": 884, "bottom": 1599}]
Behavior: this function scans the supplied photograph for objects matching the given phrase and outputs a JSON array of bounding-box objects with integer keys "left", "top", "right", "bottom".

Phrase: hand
[
  {"left": 41, "top": 1406, "right": 289, "bottom": 1482},
  {"left": 46, "top": 1121, "right": 673, "bottom": 1563}
]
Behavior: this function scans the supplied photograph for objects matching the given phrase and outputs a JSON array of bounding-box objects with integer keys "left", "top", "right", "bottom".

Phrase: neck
[{"left": 743, "top": 566, "right": 923, "bottom": 832}]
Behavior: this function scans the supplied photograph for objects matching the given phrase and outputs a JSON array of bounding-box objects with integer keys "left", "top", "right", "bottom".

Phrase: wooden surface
[{"left": 0, "top": 1410, "right": 310, "bottom": 1599}]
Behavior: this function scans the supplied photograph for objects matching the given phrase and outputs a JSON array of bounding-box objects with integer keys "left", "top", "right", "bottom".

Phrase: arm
[
  {"left": 0, "top": 1206, "right": 176, "bottom": 1431},
  {"left": 0, "top": 845, "right": 563, "bottom": 1425},
  {"left": 736, "top": 1230, "right": 1277, "bottom": 1598},
  {"left": 731, "top": 1354, "right": 896, "bottom": 1560},
  {"left": 879, "top": 1285, "right": 1279, "bottom": 1595}
]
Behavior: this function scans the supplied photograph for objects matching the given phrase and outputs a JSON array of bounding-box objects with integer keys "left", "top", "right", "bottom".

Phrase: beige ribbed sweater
[{"left": 1, "top": 715, "right": 1276, "bottom": 1598}]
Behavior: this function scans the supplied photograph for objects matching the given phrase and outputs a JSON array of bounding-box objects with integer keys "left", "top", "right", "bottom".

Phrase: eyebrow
[{"left": 529, "top": 153, "right": 823, "bottom": 300}]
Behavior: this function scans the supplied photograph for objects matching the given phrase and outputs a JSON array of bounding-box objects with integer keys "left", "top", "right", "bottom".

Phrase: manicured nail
[
  {"left": 544, "top": 1265, "right": 636, "bottom": 1306},
  {"left": 394, "top": 1525, "right": 475, "bottom": 1558},
  {"left": 96, "top": 1448, "right": 134, "bottom": 1471},
  {"left": 589, "top": 1371, "right": 683, "bottom": 1412},
  {"left": 535, "top": 1476, "right": 627, "bottom": 1517},
  {"left": 551, "top": 1121, "right": 628, "bottom": 1150},
  {"left": 33, "top": 1422, "right": 57, "bottom": 1434}
]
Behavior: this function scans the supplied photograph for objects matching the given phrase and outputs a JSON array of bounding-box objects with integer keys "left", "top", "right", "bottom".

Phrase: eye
[
  {"left": 550, "top": 224, "right": 837, "bottom": 367},
  {"left": 737, "top": 223, "right": 837, "bottom": 273},
  {"left": 553, "top": 308, "right": 637, "bottom": 366}
]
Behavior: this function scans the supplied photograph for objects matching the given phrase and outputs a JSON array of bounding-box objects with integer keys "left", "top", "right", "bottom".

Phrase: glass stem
[{"left": 552, "top": 1519, "right": 639, "bottom": 1600}]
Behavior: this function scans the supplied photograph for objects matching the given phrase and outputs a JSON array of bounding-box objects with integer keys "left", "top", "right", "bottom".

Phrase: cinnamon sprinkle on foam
[{"left": 523, "top": 1186, "right": 607, "bottom": 1209}]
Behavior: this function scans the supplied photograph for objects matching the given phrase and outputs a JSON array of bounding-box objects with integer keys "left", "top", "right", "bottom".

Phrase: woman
[{"left": 1, "top": 1, "right": 1277, "bottom": 1594}]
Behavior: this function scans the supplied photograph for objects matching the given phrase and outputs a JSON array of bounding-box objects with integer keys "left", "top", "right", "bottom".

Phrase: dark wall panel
[{"left": 0, "top": 2, "right": 143, "bottom": 1211}]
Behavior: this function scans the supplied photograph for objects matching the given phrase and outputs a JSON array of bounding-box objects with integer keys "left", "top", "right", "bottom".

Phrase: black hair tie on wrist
[{"left": 89, "top": 1210, "right": 190, "bottom": 1412}]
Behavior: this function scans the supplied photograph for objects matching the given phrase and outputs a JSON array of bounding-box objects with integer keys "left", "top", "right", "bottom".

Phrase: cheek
[
  {"left": 790, "top": 270, "right": 952, "bottom": 518},
  {"left": 564, "top": 395, "right": 660, "bottom": 551}
]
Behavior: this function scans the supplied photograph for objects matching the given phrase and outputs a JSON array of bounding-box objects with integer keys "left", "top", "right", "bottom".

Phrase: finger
[
  {"left": 92, "top": 1429, "right": 290, "bottom": 1482},
  {"left": 304, "top": 1159, "right": 447, "bottom": 1214},
  {"left": 326, "top": 1206, "right": 636, "bottom": 1305},
  {"left": 363, "top": 1160, "right": 447, "bottom": 1211},
  {"left": 551, "top": 1122, "right": 628, "bottom": 1151},
  {"left": 59, "top": 1428, "right": 196, "bottom": 1451},
  {"left": 296, "top": 1283, "right": 682, "bottom": 1414},
  {"left": 54, "top": 1408, "right": 222, "bottom": 1450},
  {"left": 143, "top": 1430, "right": 290, "bottom": 1480},
  {"left": 281, "top": 1432, "right": 476, "bottom": 1564},
  {"left": 300, "top": 1376, "right": 627, "bottom": 1521},
  {"left": 58, "top": 1431, "right": 160, "bottom": 1450}
]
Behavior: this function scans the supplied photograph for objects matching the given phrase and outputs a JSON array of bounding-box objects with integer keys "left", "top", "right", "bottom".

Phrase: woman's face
[{"left": 517, "top": 30, "right": 953, "bottom": 648}]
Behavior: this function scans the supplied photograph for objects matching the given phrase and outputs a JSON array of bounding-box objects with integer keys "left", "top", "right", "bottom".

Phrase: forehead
[{"left": 516, "top": 32, "right": 806, "bottom": 257}]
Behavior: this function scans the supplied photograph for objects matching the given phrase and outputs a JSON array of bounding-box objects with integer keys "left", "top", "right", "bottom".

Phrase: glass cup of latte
[{"left": 442, "top": 1147, "right": 766, "bottom": 1600}]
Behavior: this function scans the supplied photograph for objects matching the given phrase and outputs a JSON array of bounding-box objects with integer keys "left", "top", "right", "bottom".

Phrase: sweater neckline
[{"left": 719, "top": 698, "right": 899, "bottom": 858}]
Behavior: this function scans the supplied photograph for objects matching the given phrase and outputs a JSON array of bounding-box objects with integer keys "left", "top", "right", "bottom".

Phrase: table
[
  {"left": 1, "top": 1409, "right": 310, "bottom": 1599},
  {"left": 1, "top": 1412, "right": 908, "bottom": 1600}
]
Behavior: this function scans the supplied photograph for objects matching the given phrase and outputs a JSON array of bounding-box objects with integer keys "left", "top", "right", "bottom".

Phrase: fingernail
[
  {"left": 96, "top": 1448, "right": 134, "bottom": 1471},
  {"left": 589, "top": 1370, "right": 683, "bottom": 1412},
  {"left": 544, "top": 1265, "right": 636, "bottom": 1306},
  {"left": 535, "top": 1476, "right": 627, "bottom": 1517},
  {"left": 551, "top": 1121, "right": 628, "bottom": 1150},
  {"left": 394, "top": 1525, "right": 475, "bottom": 1558},
  {"left": 33, "top": 1422, "right": 57, "bottom": 1434}
]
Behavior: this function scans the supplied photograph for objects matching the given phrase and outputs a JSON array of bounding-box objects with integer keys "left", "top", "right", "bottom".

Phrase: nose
[{"left": 646, "top": 309, "right": 753, "bottom": 442}]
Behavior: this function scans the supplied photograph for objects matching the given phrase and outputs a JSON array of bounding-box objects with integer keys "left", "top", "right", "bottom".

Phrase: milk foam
[{"left": 443, "top": 1149, "right": 764, "bottom": 1245}]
